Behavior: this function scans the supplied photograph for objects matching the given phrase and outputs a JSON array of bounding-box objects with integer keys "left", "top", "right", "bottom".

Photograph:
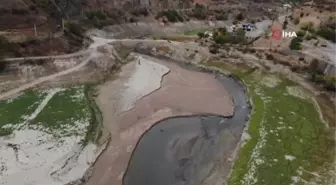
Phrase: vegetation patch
[
  {"left": 0, "top": 86, "right": 104, "bottom": 184},
  {"left": 289, "top": 37, "right": 303, "bottom": 50},
  {"left": 204, "top": 61, "right": 335, "bottom": 185},
  {"left": 184, "top": 28, "right": 208, "bottom": 36},
  {"left": 83, "top": 84, "right": 103, "bottom": 144},
  {"left": 152, "top": 35, "right": 196, "bottom": 42},
  {"left": 261, "top": 75, "right": 281, "bottom": 88},
  {"left": 286, "top": 86, "right": 311, "bottom": 99},
  {"left": 213, "top": 27, "right": 247, "bottom": 45},
  {"left": 0, "top": 85, "right": 102, "bottom": 143},
  {"left": 0, "top": 91, "right": 48, "bottom": 135},
  {"left": 28, "top": 86, "right": 90, "bottom": 139},
  {"left": 316, "top": 17, "right": 336, "bottom": 43},
  {"left": 155, "top": 10, "right": 183, "bottom": 22}
]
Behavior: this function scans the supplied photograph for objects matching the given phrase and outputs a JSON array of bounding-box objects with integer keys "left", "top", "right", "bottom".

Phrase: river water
[{"left": 123, "top": 68, "right": 251, "bottom": 185}]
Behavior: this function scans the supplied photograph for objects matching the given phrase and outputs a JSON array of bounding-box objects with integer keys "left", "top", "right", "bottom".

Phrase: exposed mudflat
[
  {"left": 123, "top": 66, "right": 250, "bottom": 185},
  {"left": 86, "top": 54, "right": 238, "bottom": 185}
]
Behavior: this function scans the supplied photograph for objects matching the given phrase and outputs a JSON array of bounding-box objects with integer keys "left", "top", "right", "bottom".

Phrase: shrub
[
  {"left": 236, "top": 12, "right": 244, "bottom": 21},
  {"left": 86, "top": 10, "right": 106, "bottom": 20},
  {"left": 291, "top": 65, "right": 301, "bottom": 72},
  {"left": 129, "top": 17, "right": 137, "bottom": 23},
  {"left": 11, "top": 8, "right": 28, "bottom": 14},
  {"left": 309, "top": 58, "right": 321, "bottom": 74},
  {"left": 283, "top": 20, "right": 288, "bottom": 29},
  {"left": 131, "top": 8, "right": 149, "bottom": 17},
  {"left": 301, "top": 22, "right": 314, "bottom": 32},
  {"left": 209, "top": 45, "right": 219, "bottom": 54},
  {"left": 294, "top": 18, "right": 300, "bottom": 25},
  {"left": 300, "top": 12, "right": 304, "bottom": 17},
  {"left": 311, "top": 73, "right": 322, "bottom": 83},
  {"left": 64, "top": 22, "right": 85, "bottom": 38},
  {"left": 297, "top": 30, "right": 306, "bottom": 37},
  {"left": 197, "top": 32, "right": 205, "bottom": 38},
  {"left": 156, "top": 10, "right": 183, "bottom": 22},
  {"left": 316, "top": 27, "right": 336, "bottom": 43},
  {"left": 266, "top": 54, "right": 274, "bottom": 60},
  {"left": 290, "top": 37, "right": 303, "bottom": 50},
  {"left": 0, "top": 62, "right": 6, "bottom": 73},
  {"left": 216, "top": 13, "right": 228, "bottom": 20},
  {"left": 214, "top": 35, "right": 228, "bottom": 44},
  {"left": 193, "top": 3, "right": 207, "bottom": 20},
  {"left": 324, "top": 77, "right": 336, "bottom": 91}
]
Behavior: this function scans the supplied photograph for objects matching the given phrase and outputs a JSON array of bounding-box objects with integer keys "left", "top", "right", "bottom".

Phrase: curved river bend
[{"left": 123, "top": 69, "right": 251, "bottom": 185}]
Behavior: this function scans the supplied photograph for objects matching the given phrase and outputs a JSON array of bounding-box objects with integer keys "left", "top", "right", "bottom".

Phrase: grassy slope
[
  {"left": 205, "top": 61, "right": 335, "bottom": 185},
  {"left": 184, "top": 28, "right": 208, "bottom": 35},
  {"left": 0, "top": 85, "right": 102, "bottom": 144},
  {"left": 83, "top": 84, "right": 104, "bottom": 144},
  {"left": 0, "top": 91, "right": 47, "bottom": 136},
  {"left": 30, "top": 86, "right": 90, "bottom": 138}
]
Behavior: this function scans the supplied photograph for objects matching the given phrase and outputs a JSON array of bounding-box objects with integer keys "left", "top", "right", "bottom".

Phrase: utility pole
[{"left": 34, "top": 24, "right": 37, "bottom": 36}]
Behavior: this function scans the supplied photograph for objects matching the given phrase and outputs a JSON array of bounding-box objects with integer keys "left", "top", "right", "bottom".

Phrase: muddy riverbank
[{"left": 122, "top": 53, "right": 251, "bottom": 185}]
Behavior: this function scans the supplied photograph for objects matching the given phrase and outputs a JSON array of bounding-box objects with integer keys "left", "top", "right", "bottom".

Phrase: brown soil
[
  {"left": 253, "top": 21, "right": 291, "bottom": 50},
  {"left": 292, "top": 5, "right": 335, "bottom": 28},
  {"left": 86, "top": 55, "right": 234, "bottom": 185}
]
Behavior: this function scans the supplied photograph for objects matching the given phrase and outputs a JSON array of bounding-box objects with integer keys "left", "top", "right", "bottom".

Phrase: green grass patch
[
  {"left": 204, "top": 61, "right": 335, "bottom": 185},
  {"left": 0, "top": 86, "right": 103, "bottom": 145},
  {"left": 0, "top": 91, "right": 47, "bottom": 134},
  {"left": 0, "top": 128, "right": 12, "bottom": 136},
  {"left": 29, "top": 86, "right": 90, "bottom": 138},
  {"left": 152, "top": 34, "right": 197, "bottom": 42},
  {"left": 184, "top": 28, "right": 207, "bottom": 35},
  {"left": 83, "top": 84, "right": 103, "bottom": 145}
]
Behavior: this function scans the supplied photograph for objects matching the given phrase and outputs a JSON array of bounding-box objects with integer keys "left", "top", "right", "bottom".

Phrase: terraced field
[{"left": 205, "top": 61, "right": 335, "bottom": 185}]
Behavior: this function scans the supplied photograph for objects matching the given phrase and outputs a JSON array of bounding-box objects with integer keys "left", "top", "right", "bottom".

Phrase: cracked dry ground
[{"left": 86, "top": 55, "right": 234, "bottom": 185}]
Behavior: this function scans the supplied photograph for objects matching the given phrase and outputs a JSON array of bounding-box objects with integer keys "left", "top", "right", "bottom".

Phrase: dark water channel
[{"left": 123, "top": 70, "right": 251, "bottom": 185}]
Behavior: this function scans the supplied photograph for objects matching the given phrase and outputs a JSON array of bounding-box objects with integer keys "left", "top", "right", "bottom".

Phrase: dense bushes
[
  {"left": 86, "top": 10, "right": 106, "bottom": 20},
  {"left": 215, "top": 13, "right": 228, "bottom": 20},
  {"left": 64, "top": 22, "right": 86, "bottom": 45},
  {"left": 311, "top": 73, "right": 336, "bottom": 91},
  {"left": 193, "top": 3, "right": 207, "bottom": 20},
  {"left": 85, "top": 10, "right": 107, "bottom": 28},
  {"left": 316, "top": 17, "right": 336, "bottom": 43},
  {"left": 156, "top": 10, "right": 183, "bottom": 22},
  {"left": 308, "top": 59, "right": 336, "bottom": 91},
  {"left": 235, "top": 12, "right": 245, "bottom": 21},
  {"left": 316, "top": 27, "right": 336, "bottom": 43},
  {"left": 131, "top": 8, "right": 149, "bottom": 17},
  {"left": 209, "top": 45, "right": 219, "bottom": 54},
  {"left": 64, "top": 22, "right": 84, "bottom": 37},
  {"left": 213, "top": 28, "right": 246, "bottom": 45},
  {"left": 289, "top": 37, "right": 303, "bottom": 50}
]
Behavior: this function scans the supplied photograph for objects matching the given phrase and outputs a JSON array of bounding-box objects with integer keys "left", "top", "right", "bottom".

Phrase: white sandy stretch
[{"left": 119, "top": 56, "right": 170, "bottom": 112}]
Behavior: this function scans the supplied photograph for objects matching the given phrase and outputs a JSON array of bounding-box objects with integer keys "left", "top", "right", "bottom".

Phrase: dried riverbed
[{"left": 86, "top": 54, "right": 250, "bottom": 185}]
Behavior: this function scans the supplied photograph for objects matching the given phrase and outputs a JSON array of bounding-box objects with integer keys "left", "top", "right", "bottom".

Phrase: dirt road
[{"left": 0, "top": 36, "right": 115, "bottom": 100}]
